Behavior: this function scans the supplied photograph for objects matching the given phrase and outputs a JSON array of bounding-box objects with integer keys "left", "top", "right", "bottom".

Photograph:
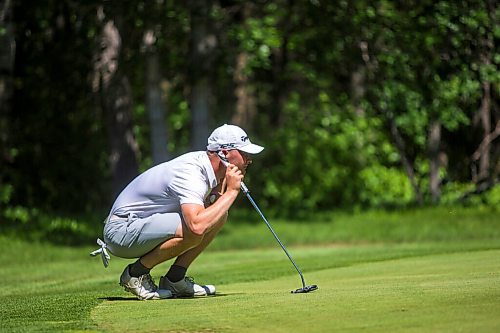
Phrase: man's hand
[{"left": 225, "top": 163, "right": 243, "bottom": 192}]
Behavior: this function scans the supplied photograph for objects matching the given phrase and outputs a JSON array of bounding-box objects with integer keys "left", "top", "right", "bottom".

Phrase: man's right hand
[{"left": 225, "top": 163, "right": 243, "bottom": 192}]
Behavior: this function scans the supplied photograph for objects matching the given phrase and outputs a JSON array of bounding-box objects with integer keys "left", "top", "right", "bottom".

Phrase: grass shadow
[
  {"left": 100, "top": 296, "right": 139, "bottom": 301},
  {"left": 99, "top": 293, "right": 244, "bottom": 302}
]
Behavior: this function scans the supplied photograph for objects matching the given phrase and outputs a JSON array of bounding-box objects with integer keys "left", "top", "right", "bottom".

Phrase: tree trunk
[
  {"left": 476, "top": 78, "right": 492, "bottom": 182},
  {"left": 93, "top": 10, "right": 139, "bottom": 198},
  {"left": 270, "top": 0, "right": 293, "bottom": 127},
  {"left": 232, "top": 52, "right": 257, "bottom": 129},
  {"left": 190, "top": 79, "right": 210, "bottom": 150},
  {"left": 231, "top": 3, "right": 256, "bottom": 129},
  {"left": 145, "top": 31, "right": 169, "bottom": 165},
  {"left": 350, "top": 67, "right": 366, "bottom": 116},
  {"left": 102, "top": 73, "right": 140, "bottom": 197},
  {"left": 428, "top": 119, "right": 441, "bottom": 204},
  {"left": 351, "top": 41, "right": 372, "bottom": 117},
  {"left": 0, "top": 0, "right": 14, "bottom": 163},
  {"left": 389, "top": 118, "right": 424, "bottom": 205},
  {"left": 472, "top": 1, "right": 494, "bottom": 184},
  {"left": 188, "top": 0, "right": 216, "bottom": 150},
  {"left": 472, "top": 120, "right": 500, "bottom": 182}
]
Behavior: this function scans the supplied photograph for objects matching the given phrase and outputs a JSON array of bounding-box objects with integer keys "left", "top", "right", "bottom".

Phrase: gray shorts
[{"left": 103, "top": 212, "right": 182, "bottom": 258}]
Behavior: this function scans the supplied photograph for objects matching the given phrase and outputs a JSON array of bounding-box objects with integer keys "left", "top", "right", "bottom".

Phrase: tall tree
[
  {"left": 188, "top": 0, "right": 217, "bottom": 150},
  {"left": 269, "top": 0, "right": 293, "bottom": 127},
  {"left": 144, "top": 29, "right": 169, "bottom": 165},
  {"left": 228, "top": 2, "right": 257, "bottom": 129},
  {"left": 471, "top": 0, "right": 497, "bottom": 186},
  {"left": 428, "top": 119, "right": 442, "bottom": 203},
  {"left": 92, "top": 5, "right": 139, "bottom": 197},
  {"left": 139, "top": 0, "right": 174, "bottom": 165},
  {"left": 0, "top": 0, "right": 14, "bottom": 170}
]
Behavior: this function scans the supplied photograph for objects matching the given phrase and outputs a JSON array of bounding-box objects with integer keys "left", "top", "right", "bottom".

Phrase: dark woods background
[{"left": 0, "top": 1, "right": 498, "bottom": 240}]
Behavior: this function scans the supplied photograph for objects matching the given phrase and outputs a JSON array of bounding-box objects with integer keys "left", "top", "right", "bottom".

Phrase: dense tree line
[{"left": 0, "top": 0, "right": 498, "bottom": 221}]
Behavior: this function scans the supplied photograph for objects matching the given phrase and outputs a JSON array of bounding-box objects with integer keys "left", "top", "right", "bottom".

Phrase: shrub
[{"left": 358, "top": 165, "right": 414, "bottom": 208}]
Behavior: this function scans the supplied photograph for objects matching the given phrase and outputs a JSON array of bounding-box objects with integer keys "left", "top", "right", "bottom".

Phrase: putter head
[{"left": 291, "top": 284, "right": 318, "bottom": 294}]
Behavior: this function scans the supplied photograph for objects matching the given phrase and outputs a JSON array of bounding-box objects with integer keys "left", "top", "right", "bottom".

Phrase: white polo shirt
[{"left": 110, "top": 151, "right": 218, "bottom": 218}]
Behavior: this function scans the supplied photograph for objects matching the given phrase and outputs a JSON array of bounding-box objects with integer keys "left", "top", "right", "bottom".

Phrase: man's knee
[
  {"left": 182, "top": 227, "right": 204, "bottom": 248},
  {"left": 218, "top": 212, "right": 228, "bottom": 226},
  {"left": 182, "top": 213, "right": 227, "bottom": 247},
  {"left": 208, "top": 213, "right": 228, "bottom": 234},
  {"left": 222, "top": 211, "right": 229, "bottom": 221}
]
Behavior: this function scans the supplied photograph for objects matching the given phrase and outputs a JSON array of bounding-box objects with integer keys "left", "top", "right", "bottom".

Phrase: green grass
[
  {"left": 92, "top": 250, "right": 500, "bottom": 333},
  {"left": 215, "top": 205, "right": 500, "bottom": 250},
  {"left": 0, "top": 206, "right": 499, "bottom": 332}
]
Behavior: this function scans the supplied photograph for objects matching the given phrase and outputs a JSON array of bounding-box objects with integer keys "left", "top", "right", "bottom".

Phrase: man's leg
[
  {"left": 172, "top": 212, "right": 227, "bottom": 269},
  {"left": 139, "top": 222, "right": 202, "bottom": 269},
  {"left": 159, "top": 213, "right": 227, "bottom": 296},
  {"left": 107, "top": 212, "right": 207, "bottom": 300},
  {"left": 104, "top": 214, "right": 181, "bottom": 301},
  {"left": 140, "top": 212, "right": 227, "bottom": 269}
]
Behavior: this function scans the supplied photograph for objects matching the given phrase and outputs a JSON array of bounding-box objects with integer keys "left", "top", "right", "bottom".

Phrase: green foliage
[
  {"left": 2, "top": 0, "right": 497, "bottom": 223},
  {"left": 440, "top": 182, "right": 477, "bottom": 204},
  {"left": 0, "top": 184, "right": 13, "bottom": 205},
  {"left": 255, "top": 90, "right": 415, "bottom": 216},
  {"left": 457, "top": 184, "right": 500, "bottom": 210},
  {"left": 229, "top": 11, "right": 282, "bottom": 71},
  {"left": 359, "top": 166, "right": 414, "bottom": 207},
  {"left": 1, "top": 206, "right": 101, "bottom": 246},
  {"left": 484, "top": 185, "right": 500, "bottom": 207},
  {"left": 436, "top": 182, "right": 500, "bottom": 216},
  {"left": 3, "top": 205, "right": 32, "bottom": 224}
]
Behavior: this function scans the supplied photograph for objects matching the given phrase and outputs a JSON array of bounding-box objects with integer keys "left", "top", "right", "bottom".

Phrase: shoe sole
[
  {"left": 159, "top": 277, "right": 215, "bottom": 297},
  {"left": 197, "top": 285, "right": 216, "bottom": 296},
  {"left": 120, "top": 283, "right": 172, "bottom": 300},
  {"left": 175, "top": 288, "right": 216, "bottom": 298}
]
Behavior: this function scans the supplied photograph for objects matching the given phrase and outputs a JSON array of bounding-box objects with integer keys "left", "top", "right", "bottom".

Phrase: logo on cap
[{"left": 219, "top": 143, "right": 236, "bottom": 149}]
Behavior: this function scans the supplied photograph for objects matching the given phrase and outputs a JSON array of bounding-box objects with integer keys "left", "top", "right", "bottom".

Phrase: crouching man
[{"left": 96, "top": 124, "right": 263, "bottom": 299}]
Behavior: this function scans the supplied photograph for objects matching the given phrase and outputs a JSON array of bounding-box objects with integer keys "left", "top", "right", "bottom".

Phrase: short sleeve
[{"left": 169, "top": 170, "right": 207, "bottom": 206}]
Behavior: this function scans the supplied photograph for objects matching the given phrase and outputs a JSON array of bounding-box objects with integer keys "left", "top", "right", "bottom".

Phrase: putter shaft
[
  {"left": 219, "top": 156, "right": 317, "bottom": 293},
  {"left": 241, "top": 182, "right": 307, "bottom": 289}
]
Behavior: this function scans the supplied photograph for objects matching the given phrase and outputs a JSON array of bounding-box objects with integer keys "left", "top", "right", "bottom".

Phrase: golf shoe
[
  {"left": 119, "top": 266, "right": 172, "bottom": 300},
  {"left": 159, "top": 276, "right": 216, "bottom": 297}
]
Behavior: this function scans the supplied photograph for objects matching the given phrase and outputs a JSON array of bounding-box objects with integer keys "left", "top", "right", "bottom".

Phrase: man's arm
[{"left": 181, "top": 164, "right": 242, "bottom": 236}]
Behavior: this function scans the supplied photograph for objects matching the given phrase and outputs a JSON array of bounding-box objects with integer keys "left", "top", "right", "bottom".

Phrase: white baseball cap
[{"left": 207, "top": 124, "right": 264, "bottom": 154}]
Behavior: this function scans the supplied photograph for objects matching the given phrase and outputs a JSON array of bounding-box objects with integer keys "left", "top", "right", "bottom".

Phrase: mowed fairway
[
  {"left": 92, "top": 249, "right": 500, "bottom": 333},
  {"left": 1, "top": 232, "right": 499, "bottom": 332}
]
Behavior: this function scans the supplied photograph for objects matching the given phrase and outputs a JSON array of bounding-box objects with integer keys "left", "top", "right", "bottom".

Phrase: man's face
[{"left": 226, "top": 149, "right": 252, "bottom": 174}]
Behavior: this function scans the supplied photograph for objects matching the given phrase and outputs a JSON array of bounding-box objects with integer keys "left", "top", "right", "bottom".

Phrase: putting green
[{"left": 91, "top": 250, "right": 500, "bottom": 332}]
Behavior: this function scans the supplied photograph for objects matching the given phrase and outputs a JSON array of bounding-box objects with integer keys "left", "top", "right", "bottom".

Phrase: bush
[
  {"left": 358, "top": 165, "right": 414, "bottom": 208},
  {"left": 440, "top": 182, "right": 476, "bottom": 204},
  {"left": 1, "top": 206, "right": 103, "bottom": 245},
  {"left": 484, "top": 184, "right": 500, "bottom": 208},
  {"left": 254, "top": 93, "right": 396, "bottom": 216},
  {"left": 440, "top": 182, "right": 500, "bottom": 210}
]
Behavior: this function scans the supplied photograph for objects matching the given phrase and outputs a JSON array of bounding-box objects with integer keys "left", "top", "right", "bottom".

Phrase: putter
[
  {"left": 219, "top": 153, "right": 318, "bottom": 293},
  {"left": 240, "top": 182, "right": 318, "bottom": 293}
]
